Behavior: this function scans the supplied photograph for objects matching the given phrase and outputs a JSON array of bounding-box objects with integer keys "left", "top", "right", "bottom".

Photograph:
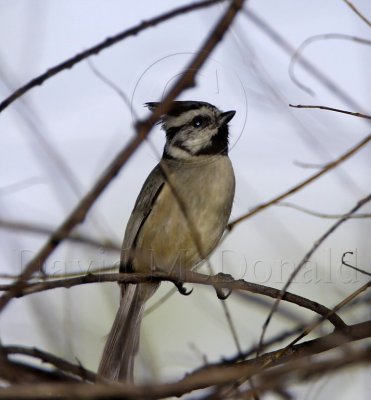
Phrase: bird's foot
[
  {"left": 175, "top": 281, "right": 193, "bottom": 296},
  {"left": 214, "top": 272, "right": 234, "bottom": 300}
]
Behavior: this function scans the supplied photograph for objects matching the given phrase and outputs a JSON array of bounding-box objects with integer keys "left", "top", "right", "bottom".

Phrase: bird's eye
[{"left": 192, "top": 116, "right": 204, "bottom": 128}]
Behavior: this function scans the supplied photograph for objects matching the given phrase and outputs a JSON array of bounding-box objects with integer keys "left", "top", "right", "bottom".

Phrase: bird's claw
[
  {"left": 215, "top": 286, "right": 232, "bottom": 300},
  {"left": 175, "top": 281, "right": 193, "bottom": 296},
  {"left": 213, "top": 273, "right": 234, "bottom": 300}
]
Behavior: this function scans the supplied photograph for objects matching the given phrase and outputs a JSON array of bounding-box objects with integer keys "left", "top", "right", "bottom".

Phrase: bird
[{"left": 98, "top": 100, "right": 236, "bottom": 381}]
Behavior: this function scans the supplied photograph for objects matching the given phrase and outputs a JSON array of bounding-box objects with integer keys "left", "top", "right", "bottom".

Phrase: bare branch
[
  {"left": 277, "top": 201, "right": 371, "bottom": 219},
  {"left": 1, "top": 346, "right": 96, "bottom": 382},
  {"left": 244, "top": 11, "right": 365, "bottom": 110},
  {"left": 0, "top": 271, "right": 346, "bottom": 328},
  {"left": 196, "top": 317, "right": 371, "bottom": 399},
  {"left": 257, "top": 193, "right": 371, "bottom": 353},
  {"left": 0, "top": 218, "right": 120, "bottom": 251},
  {"left": 0, "top": 0, "right": 245, "bottom": 313},
  {"left": 0, "top": 0, "right": 227, "bottom": 114},
  {"left": 289, "top": 104, "right": 371, "bottom": 120},
  {"left": 0, "top": 320, "right": 369, "bottom": 399},
  {"left": 342, "top": 0, "right": 371, "bottom": 27},
  {"left": 239, "top": 344, "right": 371, "bottom": 398},
  {"left": 0, "top": 358, "right": 80, "bottom": 384},
  {"left": 229, "top": 133, "right": 371, "bottom": 229}
]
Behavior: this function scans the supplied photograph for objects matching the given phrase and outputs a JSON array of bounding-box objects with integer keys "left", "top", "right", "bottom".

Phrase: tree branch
[
  {"left": 289, "top": 104, "right": 371, "bottom": 120},
  {"left": 257, "top": 193, "right": 371, "bottom": 353},
  {"left": 0, "top": 320, "right": 369, "bottom": 399},
  {"left": 0, "top": 218, "right": 120, "bottom": 252},
  {"left": 228, "top": 133, "right": 371, "bottom": 229},
  {"left": 0, "top": 270, "right": 346, "bottom": 328},
  {"left": 0, "top": 0, "right": 227, "bottom": 114},
  {"left": 1, "top": 346, "right": 96, "bottom": 383},
  {"left": 342, "top": 0, "right": 371, "bottom": 27}
]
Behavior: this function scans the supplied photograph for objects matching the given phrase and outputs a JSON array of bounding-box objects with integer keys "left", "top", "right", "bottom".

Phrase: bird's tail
[{"left": 97, "top": 283, "right": 157, "bottom": 381}]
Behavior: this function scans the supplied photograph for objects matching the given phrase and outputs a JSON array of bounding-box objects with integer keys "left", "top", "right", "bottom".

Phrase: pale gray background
[{"left": 0, "top": 1, "right": 370, "bottom": 398}]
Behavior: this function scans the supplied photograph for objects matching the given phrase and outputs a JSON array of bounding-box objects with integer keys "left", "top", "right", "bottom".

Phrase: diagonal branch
[
  {"left": 342, "top": 0, "right": 371, "bottom": 27},
  {"left": 257, "top": 193, "right": 371, "bottom": 353},
  {"left": 228, "top": 133, "right": 371, "bottom": 229},
  {"left": 0, "top": 218, "right": 120, "bottom": 251},
  {"left": 0, "top": 0, "right": 245, "bottom": 313},
  {"left": 0, "top": 0, "right": 227, "bottom": 114},
  {"left": 1, "top": 346, "right": 96, "bottom": 383}
]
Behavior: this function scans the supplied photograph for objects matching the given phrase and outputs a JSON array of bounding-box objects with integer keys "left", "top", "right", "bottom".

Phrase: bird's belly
[{"left": 135, "top": 157, "right": 235, "bottom": 273}]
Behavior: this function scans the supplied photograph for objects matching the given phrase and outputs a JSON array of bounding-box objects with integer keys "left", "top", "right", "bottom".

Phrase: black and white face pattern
[{"left": 146, "top": 101, "right": 235, "bottom": 160}]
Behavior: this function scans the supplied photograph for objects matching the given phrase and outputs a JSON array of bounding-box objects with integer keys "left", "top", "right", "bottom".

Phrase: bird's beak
[{"left": 220, "top": 110, "right": 236, "bottom": 126}]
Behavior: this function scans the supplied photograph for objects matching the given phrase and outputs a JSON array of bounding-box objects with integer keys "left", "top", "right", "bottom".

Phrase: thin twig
[
  {"left": 244, "top": 11, "right": 366, "bottom": 111},
  {"left": 0, "top": 218, "right": 120, "bottom": 251},
  {"left": 238, "top": 344, "right": 371, "bottom": 398},
  {"left": 0, "top": 177, "right": 45, "bottom": 195},
  {"left": 228, "top": 133, "right": 371, "bottom": 229},
  {"left": 342, "top": 0, "right": 371, "bottom": 27},
  {"left": 342, "top": 251, "right": 371, "bottom": 277},
  {"left": 289, "top": 33, "right": 371, "bottom": 96},
  {"left": 0, "top": 358, "right": 79, "bottom": 384},
  {"left": 87, "top": 59, "right": 134, "bottom": 117},
  {"left": 0, "top": 0, "right": 245, "bottom": 313},
  {"left": 257, "top": 193, "right": 371, "bottom": 355},
  {"left": 1, "top": 346, "right": 96, "bottom": 382},
  {"left": 277, "top": 201, "right": 371, "bottom": 219},
  {"left": 0, "top": 270, "right": 346, "bottom": 328},
  {"left": 0, "top": 0, "right": 227, "bottom": 114},
  {"left": 289, "top": 104, "right": 371, "bottom": 120},
  {"left": 198, "top": 316, "right": 371, "bottom": 399}
]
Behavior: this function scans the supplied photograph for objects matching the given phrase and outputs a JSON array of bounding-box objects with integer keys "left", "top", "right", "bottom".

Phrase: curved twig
[
  {"left": 342, "top": 251, "right": 371, "bottom": 277},
  {"left": 289, "top": 33, "right": 371, "bottom": 96}
]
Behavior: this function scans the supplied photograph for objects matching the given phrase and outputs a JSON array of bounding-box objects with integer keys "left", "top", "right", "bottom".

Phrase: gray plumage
[{"left": 98, "top": 101, "right": 236, "bottom": 381}]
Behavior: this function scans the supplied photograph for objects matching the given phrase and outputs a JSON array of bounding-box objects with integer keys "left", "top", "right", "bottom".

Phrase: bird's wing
[{"left": 120, "top": 163, "right": 165, "bottom": 271}]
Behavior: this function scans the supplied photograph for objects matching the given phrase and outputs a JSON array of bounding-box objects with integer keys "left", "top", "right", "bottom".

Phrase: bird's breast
[{"left": 134, "top": 156, "right": 235, "bottom": 273}]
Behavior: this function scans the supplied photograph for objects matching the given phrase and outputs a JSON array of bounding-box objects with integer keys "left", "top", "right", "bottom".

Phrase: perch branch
[{"left": 0, "top": 270, "right": 346, "bottom": 328}]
